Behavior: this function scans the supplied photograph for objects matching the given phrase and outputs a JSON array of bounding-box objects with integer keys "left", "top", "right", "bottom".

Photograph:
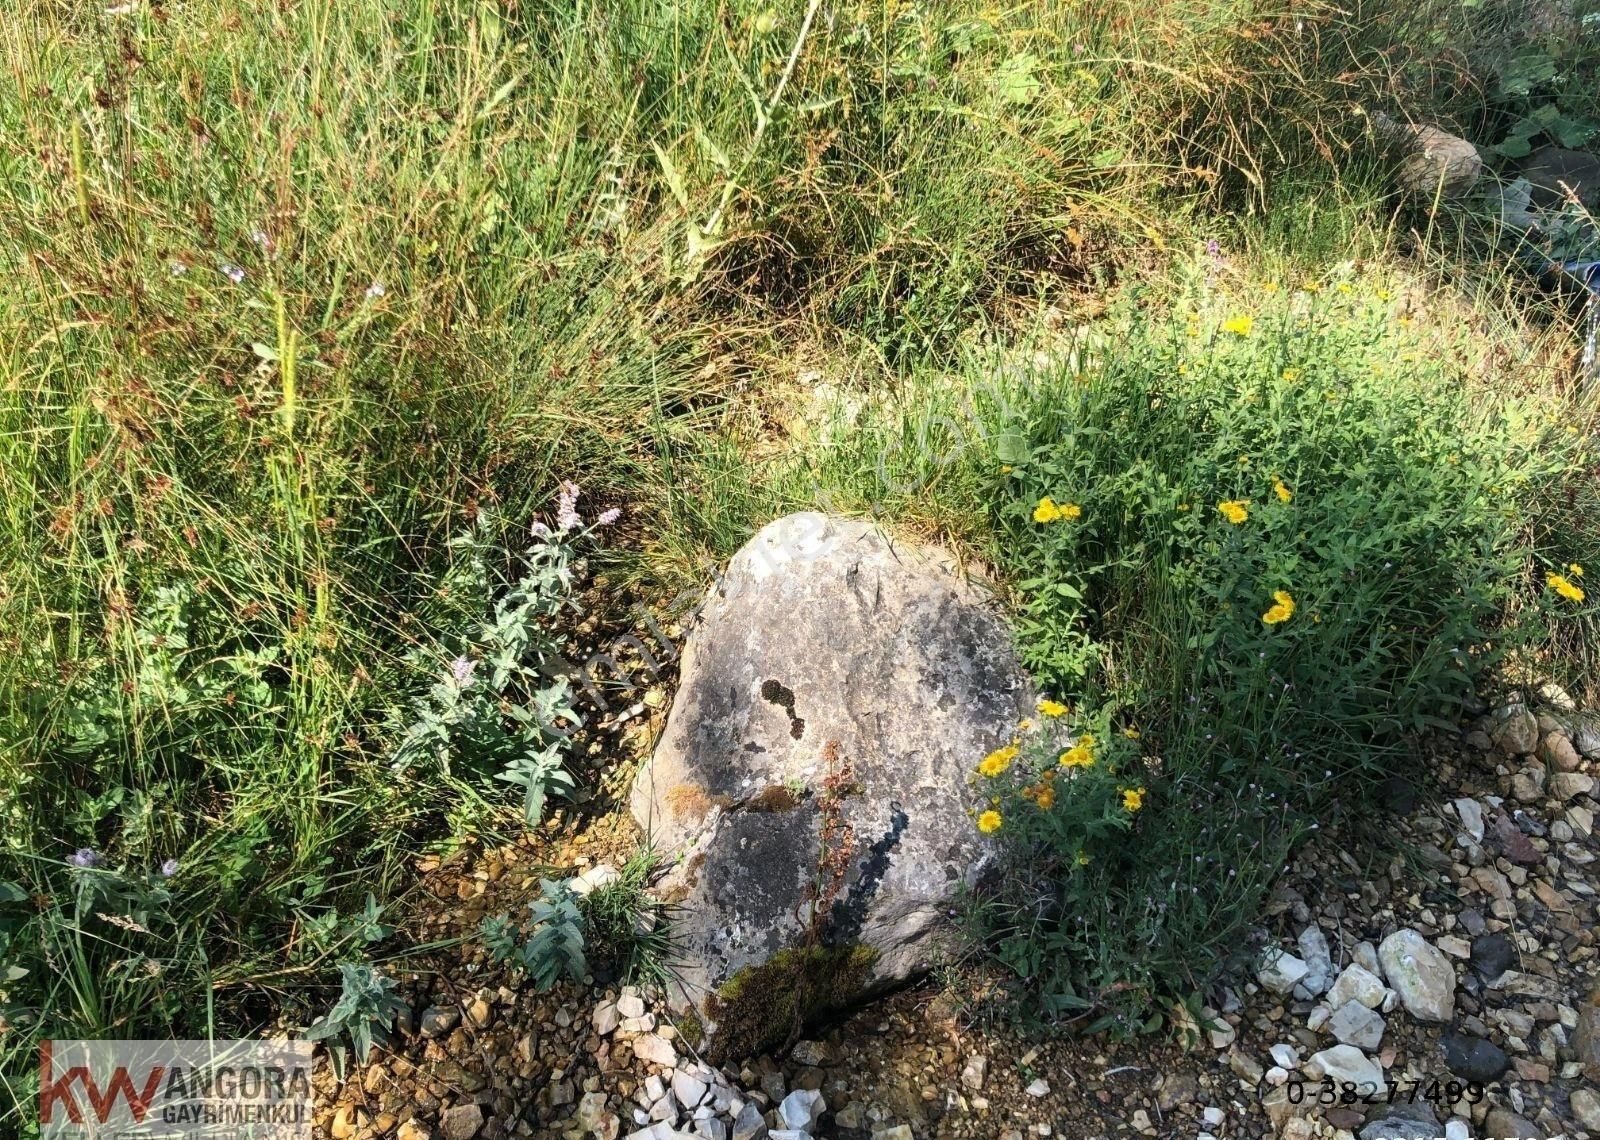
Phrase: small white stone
[
  {"left": 1257, "top": 949, "right": 1311, "bottom": 995},
  {"left": 1025, "top": 1078, "right": 1050, "bottom": 1097},
  {"left": 1201, "top": 1106, "right": 1225, "bottom": 1127},
  {"left": 1268, "top": 1043, "right": 1299, "bottom": 1068}
]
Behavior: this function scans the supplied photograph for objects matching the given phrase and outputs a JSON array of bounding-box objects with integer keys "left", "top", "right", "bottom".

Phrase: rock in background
[{"left": 630, "top": 513, "right": 1030, "bottom": 1058}]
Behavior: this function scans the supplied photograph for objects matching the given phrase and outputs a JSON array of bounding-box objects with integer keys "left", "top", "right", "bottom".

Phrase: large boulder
[{"left": 631, "top": 513, "right": 1030, "bottom": 1058}]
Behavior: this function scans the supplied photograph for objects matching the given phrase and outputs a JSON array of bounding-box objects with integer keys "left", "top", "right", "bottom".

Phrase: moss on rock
[{"left": 702, "top": 943, "right": 879, "bottom": 1061}]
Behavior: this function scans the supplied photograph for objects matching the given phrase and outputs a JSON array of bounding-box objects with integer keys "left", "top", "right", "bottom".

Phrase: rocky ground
[{"left": 311, "top": 692, "right": 1600, "bottom": 1140}]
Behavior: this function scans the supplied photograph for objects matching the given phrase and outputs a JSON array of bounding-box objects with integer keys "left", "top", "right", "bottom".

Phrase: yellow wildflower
[
  {"left": 1018, "top": 717, "right": 1036, "bottom": 733},
  {"left": 1075, "top": 850, "right": 1091, "bottom": 865},
  {"left": 1301, "top": 281, "right": 1321, "bottom": 294},
  {"left": 1001, "top": 465, "right": 1014, "bottom": 474},
  {"left": 1548, "top": 572, "right": 1586, "bottom": 603},
  {"left": 1032, "top": 784, "right": 1057, "bottom": 810},
  {"left": 1336, "top": 282, "right": 1353, "bottom": 294},
  {"left": 1036, "top": 697, "right": 1069, "bottom": 718},
  {"left": 1058, "top": 735, "right": 1097, "bottom": 769},
  {"left": 1262, "top": 589, "right": 1296, "bottom": 625},
  {"left": 1222, "top": 315, "right": 1254, "bottom": 337},
  {"left": 1282, "top": 367, "right": 1301, "bottom": 382},
  {"left": 1218, "top": 499, "right": 1249, "bottom": 524},
  {"left": 1123, "top": 727, "right": 1141, "bottom": 740},
  {"left": 976, "top": 810, "right": 1002, "bottom": 834},
  {"left": 1033, "top": 498, "right": 1080, "bottom": 524},
  {"left": 1177, "top": 502, "right": 1190, "bottom": 512},
  {"left": 1121, "top": 787, "right": 1145, "bottom": 812},
  {"left": 1570, "top": 563, "right": 1585, "bottom": 577},
  {"left": 977, "top": 743, "right": 1020, "bottom": 778},
  {"left": 1273, "top": 478, "right": 1292, "bottom": 503}
]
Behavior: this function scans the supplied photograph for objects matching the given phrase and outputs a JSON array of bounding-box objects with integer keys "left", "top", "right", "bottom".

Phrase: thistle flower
[
  {"left": 597, "top": 507, "right": 621, "bottom": 525},
  {"left": 160, "top": 858, "right": 180, "bottom": 878},
  {"left": 450, "top": 656, "right": 477, "bottom": 687},
  {"left": 68, "top": 848, "right": 101, "bottom": 868}
]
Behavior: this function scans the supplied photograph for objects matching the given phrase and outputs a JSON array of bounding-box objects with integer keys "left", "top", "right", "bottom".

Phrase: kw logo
[{"left": 38, "top": 1041, "right": 165, "bottom": 1126}]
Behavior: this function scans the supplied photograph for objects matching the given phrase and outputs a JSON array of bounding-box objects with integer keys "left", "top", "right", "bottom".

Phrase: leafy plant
[
  {"left": 392, "top": 495, "right": 612, "bottom": 825},
  {"left": 481, "top": 878, "right": 588, "bottom": 990},
  {"left": 302, "top": 963, "right": 410, "bottom": 1069},
  {"left": 959, "top": 274, "right": 1582, "bottom": 1028}
]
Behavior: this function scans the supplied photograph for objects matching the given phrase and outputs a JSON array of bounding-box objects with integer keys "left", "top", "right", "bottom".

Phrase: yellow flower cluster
[
  {"left": 1262, "top": 590, "right": 1296, "bottom": 625},
  {"left": 1058, "top": 734, "right": 1096, "bottom": 769},
  {"left": 1121, "top": 787, "right": 1145, "bottom": 812},
  {"left": 1036, "top": 697, "right": 1069, "bottom": 717},
  {"left": 1033, "top": 497, "right": 1082, "bottom": 524},
  {"left": 1273, "top": 478, "right": 1292, "bottom": 503},
  {"left": 977, "top": 742, "right": 1019, "bottom": 777},
  {"left": 1223, "top": 316, "right": 1254, "bottom": 336},
  {"left": 1218, "top": 499, "right": 1249, "bottom": 524},
  {"left": 1548, "top": 571, "right": 1586, "bottom": 603}
]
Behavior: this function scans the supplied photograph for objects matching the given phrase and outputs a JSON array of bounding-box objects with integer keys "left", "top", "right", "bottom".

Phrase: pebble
[
  {"left": 673, "top": 1072, "right": 708, "bottom": 1109},
  {"left": 633, "top": 1035, "right": 678, "bottom": 1068},
  {"left": 1296, "top": 926, "right": 1333, "bottom": 996},
  {"left": 1327, "top": 964, "right": 1388, "bottom": 1010},
  {"left": 1328, "top": 1002, "right": 1386, "bottom": 1050},
  {"left": 1440, "top": 1032, "right": 1510, "bottom": 1083},
  {"left": 420, "top": 1006, "right": 461, "bottom": 1038},
  {"left": 1306, "top": 1045, "right": 1387, "bottom": 1096},
  {"left": 1378, "top": 929, "right": 1456, "bottom": 1022},
  {"left": 1025, "top": 1078, "right": 1050, "bottom": 1097},
  {"left": 1258, "top": 949, "right": 1311, "bottom": 995},
  {"left": 439, "top": 1103, "right": 484, "bottom": 1140},
  {"left": 593, "top": 1001, "right": 621, "bottom": 1037},
  {"left": 776, "top": 1090, "right": 824, "bottom": 1132},
  {"left": 959, "top": 1055, "right": 986, "bottom": 1090},
  {"left": 1268, "top": 1043, "right": 1298, "bottom": 1068}
]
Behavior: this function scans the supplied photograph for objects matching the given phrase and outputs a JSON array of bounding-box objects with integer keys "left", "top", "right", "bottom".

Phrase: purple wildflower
[
  {"left": 597, "top": 507, "right": 621, "bottom": 526},
  {"left": 450, "top": 656, "right": 477, "bottom": 687},
  {"left": 220, "top": 263, "right": 245, "bottom": 284},
  {"left": 530, "top": 521, "right": 551, "bottom": 539},
  {"left": 160, "top": 858, "right": 180, "bottom": 878},
  {"left": 68, "top": 848, "right": 101, "bottom": 868},
  {"left": 555, "top": 481, "right": 582, "bottom": 531}
]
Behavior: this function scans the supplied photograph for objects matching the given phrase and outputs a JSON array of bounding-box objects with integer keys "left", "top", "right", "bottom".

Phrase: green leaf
[
  {"left": 1493, "top": 136, "right": 1533, "bottom": 159},
  {"left": 993, "top": 53, "right": 1042, "bottom": 105},
  {"left": 996, "top": 433, "right": 1029, "bottom": 464},
  {"left": 0, "top": 882, "right": 25, "bottom": 904}
]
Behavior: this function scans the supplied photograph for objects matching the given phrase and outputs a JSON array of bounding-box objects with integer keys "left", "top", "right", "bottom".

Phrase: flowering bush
[{"left": 966, "top": 276, "right": 1587, "bottom": 1029}]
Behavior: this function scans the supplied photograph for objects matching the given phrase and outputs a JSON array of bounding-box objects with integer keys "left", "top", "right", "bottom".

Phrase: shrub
[{"left": 962, "top": 273, "right": 1583, "bottom": 1028}]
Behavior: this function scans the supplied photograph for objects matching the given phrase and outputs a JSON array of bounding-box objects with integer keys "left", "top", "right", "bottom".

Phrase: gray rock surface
[{"left": 630, "top": 513, "right": 1030, "bottom": 1054}]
